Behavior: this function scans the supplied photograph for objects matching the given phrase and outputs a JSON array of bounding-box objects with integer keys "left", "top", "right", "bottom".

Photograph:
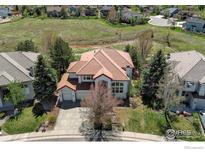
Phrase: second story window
[
  {"left": 83, "top": 75, "right": 93, "bottom": 81},
  {"left": 186, "top": 81, "right": 194, "bottom": 88}
]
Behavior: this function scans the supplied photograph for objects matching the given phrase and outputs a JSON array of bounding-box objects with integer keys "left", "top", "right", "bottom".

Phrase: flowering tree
[{"left": 80, "top": 83, "right": 121, "bottom": 141}]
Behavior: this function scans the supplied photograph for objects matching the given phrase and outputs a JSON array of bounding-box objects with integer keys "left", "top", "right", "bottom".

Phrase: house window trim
[
  {"left": 112, "top": 82, "right": 124, "bottom": 94},
  {"left": 82, "top": 75, "right": 93, "bottom": 81}
]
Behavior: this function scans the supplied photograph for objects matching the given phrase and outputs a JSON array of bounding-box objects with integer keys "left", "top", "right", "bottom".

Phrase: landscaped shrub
[
  {"left": 16, "top": 39, "right": 38, "bottom": 52},
  {"left": 32, "top": 103, "right": 46, "bottom": 117},
  {"left": 2, "top": 107, "right": 46, "bottom": 134},
  {"left": 129, "top": 80, "right": 141, "bottom": 97},
  {"left": 0, "top": 112, "right": 5, "bottom": 119},
  {"left": 193, "top": 113, "right": 201, "bottom": 133},
  {"left": 47, "top": 114, "right": 57, "bottom": 124}
]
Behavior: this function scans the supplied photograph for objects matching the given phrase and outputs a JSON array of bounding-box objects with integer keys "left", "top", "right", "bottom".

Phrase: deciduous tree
[
  {"left": 137, "top": 30, "right": 153, "bottom": 60},
  {"left": 4, "top": 81, "right": 25, "bottom": 106},
  {"left": 156, "top": 64, "right": 184, "bottom": 126},
  {"left": 107, "top": 6, "right": 118, "bottom": 23},
  {"left": 80, "top": 83, "right": 121, "bottom": 141}
]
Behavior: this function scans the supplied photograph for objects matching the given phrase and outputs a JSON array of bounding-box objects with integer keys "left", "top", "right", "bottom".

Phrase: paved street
[{"left": 54, "top": 107, "right": 88, "bottom": 134}]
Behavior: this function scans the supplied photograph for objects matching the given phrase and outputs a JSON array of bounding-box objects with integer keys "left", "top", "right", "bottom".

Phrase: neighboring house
[
  {"left": 56, "top": 48, "right": 134, "bottom": 104},
  {"left": 0, "top": 52, "right": 39, "bottom": 109},
  {"left": 183, "top": 17, "right": 205, "bottom": 33},
  {"left": 121, "top": 8, "right": 143, "bottom": 24},
  {"left": 100, "top": 5, "right": 112, "bottom": 17},
  {"left": 0, "top": 7, "right": 11, "bottom": 19},
  {"left": 161, "top": 8, "right": 180, "bottom": 17},
  {"left": 169, "top": 51, "right": 205, "bottom": 110},
  {"left": 138, "top": 5, "right": 155, "bottom": 14},
  {"left": 173, "top": 10, "right": 193, "bottom": 20},
  {"left": 68, "top": 5, "right": 80, "bottom": 16},
  {"left": 85, "top": 5, "right": 98, "bottom": 16},
  {"left": 46, "top": 5, "right": 63, "bottom": 17}
]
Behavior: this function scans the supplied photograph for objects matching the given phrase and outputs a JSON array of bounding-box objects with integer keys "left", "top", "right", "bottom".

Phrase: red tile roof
[
  {"left": 67, "top": 48, "right": 133, "bottom": 81},
  {"left": 57, "top": 73, "right": 76, "bottom": 91}
]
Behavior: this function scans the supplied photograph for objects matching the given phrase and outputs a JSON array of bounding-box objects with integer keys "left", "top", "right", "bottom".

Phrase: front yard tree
[
  {"left": 156, "top": 64, "right": 184, "bottom": 127},
  {"left": 4, "top": 81, "right": 25, "bottom": 106},
  {"left": 33, "top": 55, "right": 57, "bottom": 103},
  {"left": 16, "top": 39, "right": 38, "bottom": 52},
  {"left": 141, "top": 50, "right": 167, "bottom": 109},
  {"left": 50, "top": 37, "right": 74, "bottom": 79},
  {"left": 80, "top": 83, "right": 121, "bottom": 141}
]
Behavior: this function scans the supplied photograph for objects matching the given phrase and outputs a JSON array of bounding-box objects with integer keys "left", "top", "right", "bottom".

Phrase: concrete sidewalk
[{"left": 0, "top": 130, "right": 165, "bottom": 142}]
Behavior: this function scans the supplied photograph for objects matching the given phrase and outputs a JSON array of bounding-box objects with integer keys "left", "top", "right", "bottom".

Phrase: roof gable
[
  {"left": 77, "top": 57, "right": 103, "bottom": 75},
  {"left": 94, "top": 50, "right": 129, "bottom": 80},
  {"left": 67, "top": 61, "right": 87, "bottom": 73},
  {"left": 183, "top": 59, "right": 205, "bottom": 82},
  {"left": 170, "top": 51, "right": 202, "bottom": 78}
]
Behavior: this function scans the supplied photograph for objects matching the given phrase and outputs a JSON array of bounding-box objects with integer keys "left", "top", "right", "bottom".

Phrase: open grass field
[
  {"left": 1, "top": 18, "right": 205, "bottom": 55},
  {"left": 0, "top": 18, "right": 148, "bottom": 53},
  {"left": 2, "top": 107, "right": 47, "bottom": 135}
]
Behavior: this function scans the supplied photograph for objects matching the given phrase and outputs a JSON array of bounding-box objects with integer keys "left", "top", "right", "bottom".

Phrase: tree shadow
[{"left": 79, "top": 108, "right": 122, "bottom": 141}]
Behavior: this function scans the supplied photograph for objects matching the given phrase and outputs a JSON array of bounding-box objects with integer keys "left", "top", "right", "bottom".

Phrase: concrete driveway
[
  {"left": 148, "top": 15, "right": 172, "bottom": 27},
  {"left": 54, "top": 107, "right": 88, "bottom": 134}
]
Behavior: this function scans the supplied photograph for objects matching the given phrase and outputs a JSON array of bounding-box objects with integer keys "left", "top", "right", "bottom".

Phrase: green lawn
[
  {"left": 2, "top": 107, "right": 47, "bottom": 135},
  {"left": 115, "top": 101, "right": 167, "bottom": 136},
  {"left": 115, "top": 98, "right": 204, "bottom": 139},
  {"left": 1, "top": 18, "right": 205, "bottom": 55}
]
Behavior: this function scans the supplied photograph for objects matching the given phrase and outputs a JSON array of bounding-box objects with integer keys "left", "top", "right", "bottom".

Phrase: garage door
[
  {"left": 196, "top": 101, "right": 205, "bottom": 110},
  {"left": 62, "top": 92, "right": 72, "bottom": 101}
]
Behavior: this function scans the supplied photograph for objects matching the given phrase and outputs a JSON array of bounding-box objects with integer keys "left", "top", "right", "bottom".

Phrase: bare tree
[
  {"left": 157, "top": 63, "right": 184, "bottom": 127},
  {"left": 107, "top": 6, "right": 118, "bottom": 23},
  {"left": 80, "top": 83, "right": 121, "bottom": 141},
  {"left": 136, "top": 30, "right": 153, "bottom": 60},
  {"left": 42, "top": 31, "right": 57, "bottom": 53},
  {"left": 166, "top": 31, "right": 171, "bottom": 47}
]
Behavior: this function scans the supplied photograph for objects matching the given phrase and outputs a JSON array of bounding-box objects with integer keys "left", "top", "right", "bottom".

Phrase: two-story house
[
  {"left": 169, "top": 51, "right": 205, "bottom": 110},
  {"left": 56, "top": 48, "right": 134, "bottom": 104},
  {"left": 0, "top": 52, "right": 39, "bottom": 109},
  {"left": 183, "top": 17, "right": 205, "bottom": 33}
]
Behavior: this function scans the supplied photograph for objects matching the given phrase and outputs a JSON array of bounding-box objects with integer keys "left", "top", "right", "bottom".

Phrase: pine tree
[
  {"left": 124, "top": 44, "right": 141, "bottom": 72},
  {"left": 33, "top": 55, "right": 57, "bottom": 103},
  {"left": 141, "top": 50, "right": 167, "bottom": 108},
  {"left": 50, "top": 37, "right": 74, "bottom": 79}
]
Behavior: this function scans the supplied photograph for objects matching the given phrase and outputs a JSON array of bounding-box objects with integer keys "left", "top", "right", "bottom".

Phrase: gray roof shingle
[{"left": 0, "top": 52, "right": 39, "bottom": 86}]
